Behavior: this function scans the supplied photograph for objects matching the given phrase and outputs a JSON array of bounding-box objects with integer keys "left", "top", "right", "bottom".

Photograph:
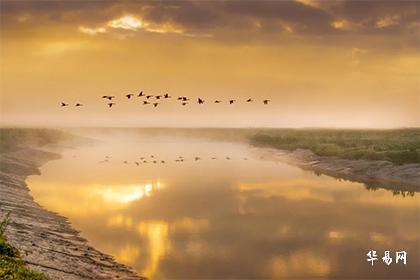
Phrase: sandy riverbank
[
  {"left": 0, "top": 145, "right": 144, "bottom": 280},
  {"left": 254, "top": 147, "right": 420, "bottom": 194}
]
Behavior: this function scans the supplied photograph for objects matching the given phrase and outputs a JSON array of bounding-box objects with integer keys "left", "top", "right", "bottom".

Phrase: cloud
[
  {"left": 375, "top": 15, "right": 400, "bottom": 28},
  {"left": 1, "top": 0, "right": 418, "bottom": 47},
  {"left": 78, "top": 14, "right": 206, "bottom": 37},
  {"left": 79, "top": 26, "right": 106, "bottom": 35},
  {"left": 108, "top": 15, "right": 143, "bottom": 31},
  {"left": 331, "top": 19, "right": 352, "bottom": 30}
]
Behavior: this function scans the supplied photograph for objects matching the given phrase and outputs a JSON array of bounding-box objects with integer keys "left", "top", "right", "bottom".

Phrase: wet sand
[{"left": 0, "top": 146, "right": 144, "bottom": 280}]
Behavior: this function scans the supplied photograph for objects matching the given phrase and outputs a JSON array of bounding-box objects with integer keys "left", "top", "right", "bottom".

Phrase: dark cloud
[{"left": 1, "top": 0, "right": 418, "bottom": 43}]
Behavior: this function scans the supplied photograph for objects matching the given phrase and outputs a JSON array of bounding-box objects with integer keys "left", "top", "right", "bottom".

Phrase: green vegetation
[
  {"left": 0, "top": 214, "right": 49, "bottom": 280},
  {"left": 250, "top": 128, "right": 420, "bottom": 165}
]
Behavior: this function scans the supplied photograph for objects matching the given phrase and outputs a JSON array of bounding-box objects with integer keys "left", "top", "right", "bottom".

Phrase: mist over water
[{"left": 27, "top": 131, "right": 419, "bottom": 279}]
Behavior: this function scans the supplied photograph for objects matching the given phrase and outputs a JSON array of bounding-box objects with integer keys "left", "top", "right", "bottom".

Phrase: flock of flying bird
[
  {"left": 97, "top": 154, "right": 261, "bottom": 165},
  {"left": 60, "top": 90, "right": 271, "bottom": 108}
]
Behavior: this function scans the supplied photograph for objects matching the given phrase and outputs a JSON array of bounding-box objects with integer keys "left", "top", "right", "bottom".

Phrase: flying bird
[
  {"left": 143, "top": 101, "right": 150, "bottom": 105},
  {"left": 214, "top": 100, "right": 222, "bottom": 103},
  {"left": 195, "top": 157, "right": 200, "bottom": 161},
  {"left": 153, "top": 103, "right": 159, "bottom": 107},
  {"left": 246, "top": 98, "right": 252, "bottom": 102},
  {"left": 146, "top": 95, "right": 153, "bottom": 99},
  {"left": 229, "top": 100, "right": 236, "bottom": 104},
  {"left": 75, "top": 103, "right": 83, "bottom": 107},
  {"left": 135, "top": 162, "right": 140, "bottom": 166},
  {"left": 161, "top": 160, "right": 165, "bottom": 163},
  {"left": 263, "top": 99, "right": 270, "bottom": 104},
  {"left": 126, "top": 93, "right": 134, "bottom": 99},
  {"left": 198, "top": 98, "right": 205, "bottom": 104},
  {"left": 123, "top": 161, "right": 129, "bottom": 164},
  {"left": 226, "top": 157, "right": 231, "bottom": 160},
  {"left": 164, "top": 93, "right": 171, "bottom": 98},
  {"left": 108, "top": 103, "right": 116, "bottom": 108},
  {"left": 155, "top": 95, "right": 162, "bottom": 99},
  {"left": 138, "top": 91, "right": 144, "bottom": 97},
  {"left": 102, "top": 96, "right": 115, "bottom": 100},
  {"left": 61, "top": 102, "right": 69, "bottom": 107},
  {"left": 182, "top": 97, "right": 190, "bottom": 101},
  {"left": 181, "top": 102, "right": 188, "bottom": 106},
  {"left": 177, "top": 96, "right": 185, "bottom": 100}
]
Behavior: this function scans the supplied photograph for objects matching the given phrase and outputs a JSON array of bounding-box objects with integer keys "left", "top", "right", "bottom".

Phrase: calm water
[{"left": 27, "top": 133, "right": 419, "bottom": 279}]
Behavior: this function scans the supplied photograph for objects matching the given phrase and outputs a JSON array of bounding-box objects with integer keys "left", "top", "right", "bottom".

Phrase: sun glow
[
  {"left": 97, "top": 182, "right": 161, "bottom": 204},
  {"left": 108, "top": 15, "right": 143, "bottom": 31}
]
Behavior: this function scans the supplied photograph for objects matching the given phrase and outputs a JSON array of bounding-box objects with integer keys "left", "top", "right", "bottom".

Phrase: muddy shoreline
[
  {"left": 0, "top": 146, "right": 144, "bottom": 280},
  {"left": 254, "top": 147, "right": 420, "bottom": 193}
]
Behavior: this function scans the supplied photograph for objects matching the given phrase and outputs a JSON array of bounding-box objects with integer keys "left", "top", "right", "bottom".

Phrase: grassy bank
[
  {"left": 0, "top": 215, "right": 49, "bottom": 279},
  {"left": 250, "top": 128, "right": 420, "bottom": 165}
]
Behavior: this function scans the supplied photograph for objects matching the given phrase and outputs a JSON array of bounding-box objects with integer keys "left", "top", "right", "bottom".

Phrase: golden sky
[{"left": 0, "top": 0, "right": 419, "bottom": 128}]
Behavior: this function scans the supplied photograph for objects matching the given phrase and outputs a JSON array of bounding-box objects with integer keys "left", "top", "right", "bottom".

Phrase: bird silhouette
[
  {"left": 140, "top": 157, "right": 145, "bottom": 160},
  {"left": 155, "top": 95, "right": 162, "bottom": 99},
  {"left": 153, "top": 103, "right": 159, "bottom": 107},
  {"left": 195, "top": 157, "right": 200, "bottom": 161},
  {"left": 146, "top": 95, "right": 153, "bottom": 99},
  {"left": 182, "top": 97, "right": 190, "bottom": 101},
  {"left": 263, "top": 99, "right": 270, "bottom": 104},
  {"left": 246, "top": 98, "right": 252, "bottom": 102},
  {"left": 150, "top": 155, "right": 155, "bottom": 158},
  {"left": 143, "top": 101, "right": 150, "bottom": 105},
  {"left": 143, "top": 160, "right": 148, "bottom": 163},
  {"left": 211, "top": 157, "right": 217, "bottom": 160},
  {"left": 153, "top": 160, "right": 157, "bottom": 164},
  {"left": 108, "top": 103, "right": 116, "bottom": 108},
  {"left": 103, "top": 96, "right": 115, "bottom": 100},
  {"left": 123, "top": 161, "right": 129, "bottom": 164},
  {"left": 75, "top": 103, "right": 83, "bottom": 107},
  {"left": 164, "top": 93, "right": 171, "bottom": 98},
  {"left": 161, "top": 160, "right": 165, "bottom": 163},
  {"left": 126, "top": 93, "right": 134, "bottom": 99},
  {"left": 61, "top": 102, "right": 69, "bottom": 107},
  {"left": 138, "top": 91, "right": 144, "bottom": 97},
  {"left": 229, "top": 100, "right": 236, "bottom": 104},
  {"left": 198, "top": 98, "right": 205, "bottom": 104},
  {"left": 226, "top": 157, "right": 231, "bottom": 160},
  {"left": 135, "top": 161, "right": 140, "bottom": 166},
  {"left": 181, "top": 102, "right": 188, "bottom": 106},
  {"left": 214, "top": 100, "right": 222, "bottom": 103}
]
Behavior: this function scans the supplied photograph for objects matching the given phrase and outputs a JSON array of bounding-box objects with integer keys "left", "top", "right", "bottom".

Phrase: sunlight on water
[{"left": 27, "top": 134, "right": 419, "bottom": 279}]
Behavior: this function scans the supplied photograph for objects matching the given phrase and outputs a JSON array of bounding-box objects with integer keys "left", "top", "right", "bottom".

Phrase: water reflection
[{"left": 27, "top": 136, "right": 419, "bottom": 279}]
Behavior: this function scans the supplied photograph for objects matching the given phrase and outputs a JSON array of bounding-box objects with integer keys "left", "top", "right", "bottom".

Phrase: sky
[{"left": 0, "top": 0, "right": 419, "bottom": 128}]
